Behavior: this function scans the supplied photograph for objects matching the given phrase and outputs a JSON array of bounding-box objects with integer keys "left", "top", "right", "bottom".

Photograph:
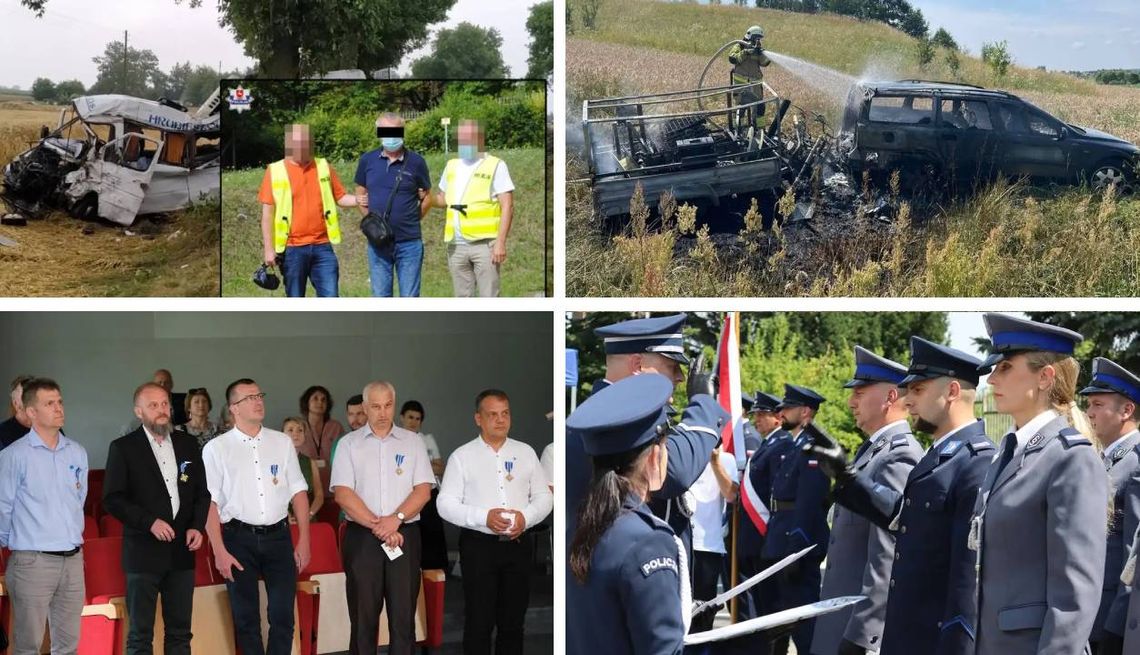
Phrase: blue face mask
[
  {"left": 458, "top": 144, "right": 478, "bottom": 160},
  {"left": 381, "top": 137, "right": 403, "bottom": 152}
]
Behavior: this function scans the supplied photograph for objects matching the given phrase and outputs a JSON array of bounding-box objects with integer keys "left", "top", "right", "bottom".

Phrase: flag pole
[{"left": 730, "top": 498, "right": 740, "bottom": 622}]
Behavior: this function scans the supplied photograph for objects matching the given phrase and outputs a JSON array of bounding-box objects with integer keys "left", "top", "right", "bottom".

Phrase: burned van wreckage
[
  {"left": 580, "top": 75, "right": 1139, "bottom": 230},
  {"left": 2, "top": 89, "right": 221, "bottom": 226}
]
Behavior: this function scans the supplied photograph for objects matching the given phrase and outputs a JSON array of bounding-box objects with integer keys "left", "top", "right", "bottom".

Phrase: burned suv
[{"left": 840, "top": 80, "right": 1139, "bottom": 194}]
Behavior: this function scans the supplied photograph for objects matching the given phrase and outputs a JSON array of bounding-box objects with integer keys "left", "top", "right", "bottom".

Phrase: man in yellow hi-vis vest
[
  {"left": 257, "top": 124, "right": 362, "bottom": 297},
  {"left": 431, "top": 119, "right": 515, "bottom": 298}
]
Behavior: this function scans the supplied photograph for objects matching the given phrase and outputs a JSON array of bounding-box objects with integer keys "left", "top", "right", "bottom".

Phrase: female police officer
[
  {"left": 566, "top": 373, "right": 728, "bottom": 655},
  {"left": 971, "top": 313, "right": 1107, "bottom": 654}
]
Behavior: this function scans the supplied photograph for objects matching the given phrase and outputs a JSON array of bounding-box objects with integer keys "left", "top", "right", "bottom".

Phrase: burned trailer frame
[{"left": 582, "top": 80, "right": 793, "bottom": 220}]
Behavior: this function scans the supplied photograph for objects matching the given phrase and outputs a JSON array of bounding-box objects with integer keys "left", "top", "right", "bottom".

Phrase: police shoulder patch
[
  {"left": 940, "top": 440, "right": 963, "bottom": 456},
  {"left": 965, "top": 440, "right": 995, "bottom": 454},
  {"left": 640, "top": 555, "right": 678, "bottom": 578},
  {"left": 890, "top": 435, "right": 912, "bottom": 450}
]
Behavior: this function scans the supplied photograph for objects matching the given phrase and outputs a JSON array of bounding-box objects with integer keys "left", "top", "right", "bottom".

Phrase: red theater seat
[
  {"left": 78, "top": 537, "right": 126, "bottom": 655},
  {"left": 83, "top": 515, "right": 99, "bottom": 540},
  {"left": 99, "top": 514, "right": 123, "bottom": 538},
  {"left": 291, "top": 522, "right": 339, "bottom": 655}
]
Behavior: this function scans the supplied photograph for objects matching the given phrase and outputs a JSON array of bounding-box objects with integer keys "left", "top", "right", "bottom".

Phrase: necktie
[{"left": 993, "top": 433, "right": 1017, "bottom": 479}]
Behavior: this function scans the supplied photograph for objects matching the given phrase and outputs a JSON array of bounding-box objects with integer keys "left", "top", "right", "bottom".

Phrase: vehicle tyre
[
  {"left": 70, "top": 193, "right": 99, "bottom": 221},
  {"left": 1090, "top": 160, "right": 1134, "bottom": 195}
]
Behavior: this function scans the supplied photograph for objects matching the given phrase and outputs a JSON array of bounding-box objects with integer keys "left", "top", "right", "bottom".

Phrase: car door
[
  {"left": 93, "top": 132, "right": 164, "bottom": 225},
  {"left": 936, "top": 97, "right": 1001, "bottom": 186},
  {"left": 993, "top": 103, "right": 1070, "bottom": 182},
  {"left": 859, "top": 94, "right": 940, "bottom": 167}
]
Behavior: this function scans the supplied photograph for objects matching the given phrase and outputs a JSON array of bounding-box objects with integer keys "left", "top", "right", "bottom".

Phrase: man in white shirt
[
  {"left": 203, "top": 378, "right": 311, "bottom": 655},
  {"left": 432, "top": 119, "right": 515, "bottom": 298},
  {"left": 689, "top": 446, "right": 738, "bottom": 633},
  {"left": 332, "top": 381, "right": 434, "bottom": 655},
  {"left": 438, "top": 389, "right": 552, "bottom": 655}
]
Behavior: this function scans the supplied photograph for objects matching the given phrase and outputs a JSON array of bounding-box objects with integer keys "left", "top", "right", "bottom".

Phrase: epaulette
[
  {"left": 939, "top": 439, "right": 963, "bottom": 457},
  {"left": 965, "top": 439, "right": 995, "bottom": 454},
  {"left": 890, "top": 435, "right": 913, "bottom": 450},
  {"left": 1056, "top": 428, "right": 1091, "bottom": 448}
]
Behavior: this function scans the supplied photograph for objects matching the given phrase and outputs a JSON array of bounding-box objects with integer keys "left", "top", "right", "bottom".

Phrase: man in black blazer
[{"left": 103, "top": 382, "right": 211, "bottom": 655}]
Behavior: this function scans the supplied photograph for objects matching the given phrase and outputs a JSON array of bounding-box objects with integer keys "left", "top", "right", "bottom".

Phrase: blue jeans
[
  {"left": 281, "top": 243, "right": 339, "bottom": 297},
  {"left": 222, "top": 523, "right": 296, "bottom": 655},
  {"left": 367, "top": 238, "right": 424, "bottom": 297}
]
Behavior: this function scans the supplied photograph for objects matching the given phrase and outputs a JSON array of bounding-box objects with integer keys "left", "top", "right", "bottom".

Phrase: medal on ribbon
[
  {"left": 179, "top": 460, "right": 191, "bottom": 483},
  {"left": 270, "top": 464, "right": 279, "bottom": 485},
  {"left": 395, "top": 453, "right": 405, "bottom": 475},
  {"left": 504, "top": 460, "right": 514, "bottom": 482},
  {"left": 71, "top": 464, "right": 83, "bottom": 490}
]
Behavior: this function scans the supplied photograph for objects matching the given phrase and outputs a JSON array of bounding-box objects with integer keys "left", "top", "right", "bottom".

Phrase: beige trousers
[
  {"left": 446, "top": 241, "right": 501, "bottom": 298},
  {"left": 5, "top": 550, "right": 85, "bottom": 655}
]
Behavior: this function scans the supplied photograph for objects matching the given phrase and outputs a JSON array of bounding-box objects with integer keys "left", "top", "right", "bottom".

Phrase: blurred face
[
  {"left": 135, "top": 386, "right": 172, "bottom": 437},
  {"left": 457, "top": 120, "right": 484, "bottom": 150},
  {"left": 346, "top": 402, "right": 366, "bottom": 430},
  {"left": 284, "top": 124, "right": 312, "bottom": 163},
  {"left": 284, "top": 420, "right": 306, "bottom": 449},
  {"left": 229, "top": 383, "right": 266, "bottom": 425},
  {"left": 751, "top": 410, "right": 781, "bottom": 434},
  {"left": 152, "top": 370, "right": 173, "bottom": 391},
  {"left": 848, "top": 383, "right": 895, "bottom": 435},
  {"left": 308, "top": 390, "right": 328, "bottom": 415},
  {"left": 903, "top": 378, "right": 951, "bottom": 434},
  {"left": 1085, "top": 394, "right": 1133, "bottom": 442},
  {"left": 401, "top": 409, "right": 423, "bottom": 433},
  {"left": 988, "top": 354, "right": 1050, "bottom": 418},
  {"left": 26, "top": 388, "right": 64, "bottom": 432},
  {"left": 476, "top": 395, "right": 511, "bottom": 441},
  {"left": 189, "top": 394, "right": 210, "bottom": 418},
  {"left": 366, "top": 386, "right": 396, "bottom": 434}
]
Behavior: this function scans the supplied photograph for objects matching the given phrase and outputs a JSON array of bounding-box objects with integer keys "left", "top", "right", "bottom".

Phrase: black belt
[
  {"left": 770, "top": 499, "right": 796, "bottom": 512},
  {"left": 461, "top": 528, "right": 531, "bottom": 543},
  {"left": 40, "top": 547, "right": 81, "bottom": 557},
  {"left": 225, "top": 518, "right": 287, "bottom": 534}
]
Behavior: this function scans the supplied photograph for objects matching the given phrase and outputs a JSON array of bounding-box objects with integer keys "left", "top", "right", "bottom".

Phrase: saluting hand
[
  {"left": 486, "top": 509, "right": 512, "bottom": 534},
  {"left": 214, "top": 549, "right": 245, "bottom": 582},
  {"left": 186, "top": 529, "right": 203, "bottom": 551},
  {"left": 150, "top": 518, "right": 176, "bottom": 542}
]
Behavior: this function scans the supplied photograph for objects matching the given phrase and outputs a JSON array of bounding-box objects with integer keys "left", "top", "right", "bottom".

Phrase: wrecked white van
[{"left": 2, "top": 90, "right": 220, "bottom": 226}]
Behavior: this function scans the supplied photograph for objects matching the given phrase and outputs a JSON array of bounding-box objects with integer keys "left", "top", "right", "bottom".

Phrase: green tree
[
  {"left": 183, "top": 66, "right": 223, "bottom": 107},
  {"left": 410, "top": 23, "right": 509, "bottom": 79},
  {"left": 981, "top": 40, "right": 1012, "bottom": 78},
  {"left": 30, "top": 77, "right": 55, "bottom": 102},
  {"left": 53, "top": 79, "right": 86, "bottom": 102},
  {"left": 899, "top": 7, "right": 929, "bottom": 39},
  {"left": 526, "top": 1, "right": 554, "bottom": 81},
  {"left": 915, "top": 36, "right": 935, "bottom": 70},
  {"left": 22, "top": 0, "right": 455, "bottom": 78},
  {"left": 90, "top": 39, "right": 162, "bottom": 97},
  {"left": 931, "top": 27, "right": 959, "bottom": 51},
  {"left": 165, "top": 61, "right": 195, "bottom": 101},
  {"left": 945, "top": 48, "right": 961, "bottom": 79},
  {"left": 576, "top": 0, "right": 603, "bottom": 30}
]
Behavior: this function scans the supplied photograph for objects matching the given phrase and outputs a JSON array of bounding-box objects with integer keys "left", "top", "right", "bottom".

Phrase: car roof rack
[{"left": 892, "top": 79, "right": 985, "bottom": 89}]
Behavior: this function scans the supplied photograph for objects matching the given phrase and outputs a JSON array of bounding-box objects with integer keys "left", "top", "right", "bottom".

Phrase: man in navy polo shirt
[{"left": 353, "top": 113, "right": 433, "bottom": 297}]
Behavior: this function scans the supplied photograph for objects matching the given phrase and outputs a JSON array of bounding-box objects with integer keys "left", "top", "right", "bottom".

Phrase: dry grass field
[
  {"left": 0, "top": 118, "right": 219, "bottom": 297},
  {"left": 566, "top": 0, "right": 1140, "bottom": 297}
]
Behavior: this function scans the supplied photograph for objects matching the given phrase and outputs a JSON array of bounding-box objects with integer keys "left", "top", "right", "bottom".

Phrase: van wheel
[
  {"left": 1091, "top": 161, "right": 1134, "bottom": 195},
  {"left": 71, "top": 194, "right": 99, "bottom": 221}
]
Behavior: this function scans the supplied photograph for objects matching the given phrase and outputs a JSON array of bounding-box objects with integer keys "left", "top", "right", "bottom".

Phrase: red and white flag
[
  {"left": 740, "top": 457, "right": 770, "bottom": 536},
  {"left": 715, "top": 312, "right": 746, "bottom": 466}
]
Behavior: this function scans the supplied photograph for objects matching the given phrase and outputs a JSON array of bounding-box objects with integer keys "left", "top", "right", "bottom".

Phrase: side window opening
[
  {"left": 868, "top": 95, "right": 935, "bottom": 125},
  {"left": 940, "top": 99, "right": 993, "bottom": 130}
]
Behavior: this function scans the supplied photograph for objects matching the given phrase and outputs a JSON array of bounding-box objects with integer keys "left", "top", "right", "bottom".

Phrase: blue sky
[{"left": 909, "top": 0, "right": 1138, "bottom": 71}]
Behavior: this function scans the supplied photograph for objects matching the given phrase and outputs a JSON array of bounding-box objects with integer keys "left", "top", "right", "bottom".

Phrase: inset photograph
[
  {"left": 566, "top": 0, "right": 1140, "bottom": 297},
  {"left": 220, "top": 80, "right": 549, "bottom": 297}
]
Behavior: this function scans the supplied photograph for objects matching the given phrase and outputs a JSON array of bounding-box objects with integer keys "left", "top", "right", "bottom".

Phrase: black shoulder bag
[{"left": 360, "top": 166, "right": 406, "bottom": 252}]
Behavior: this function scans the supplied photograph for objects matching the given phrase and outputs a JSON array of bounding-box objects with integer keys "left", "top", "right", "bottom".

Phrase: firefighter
[{"left": 728, "top": 25, "right": 771, "bottom": 132}]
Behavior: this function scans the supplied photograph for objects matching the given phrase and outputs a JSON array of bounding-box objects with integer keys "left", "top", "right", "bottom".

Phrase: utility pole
[{"left": 122, "top": 30, "right": 128, "bottom": 94}]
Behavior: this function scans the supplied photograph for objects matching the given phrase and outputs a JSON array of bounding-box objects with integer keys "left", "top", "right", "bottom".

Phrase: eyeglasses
[{"left": 231, "top": 392, "right": 266, "bottom": 405}]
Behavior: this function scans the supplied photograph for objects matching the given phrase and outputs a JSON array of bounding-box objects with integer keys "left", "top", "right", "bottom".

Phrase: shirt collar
[
  {"left": 479, "top": 433, "right": 511, "bottom": 451},
  {"left": 1011, "top": 409, "right": 1059, "bottom": 449},
  {"left": 381, "top": 149, "right": 406, "bottom": 164},
  {"left": 930, "top": 420, "right": 975, "bottom": 453},
  {"left": 1104, "top": 428, "right": 1139, "bottom": 461},
  {"left": 28, "top": 427, "right": 68, "bottom": 450},
  {"left": 765, "top": 427, "right": 784, "bottom": 439},
  {"left": 231, "top": 425, "right": 263, "bottom": 442},
  {"left": 868, "top": 419, "right": 909, "bottom": 444},
  {"left": 366, "top": 423, "right": 401, "bottom": 440},
  {"left": 142, "top": 425, "right": 169, "bottom": 446}
]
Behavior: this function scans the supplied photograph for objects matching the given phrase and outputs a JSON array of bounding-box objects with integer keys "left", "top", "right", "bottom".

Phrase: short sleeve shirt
[
  {"left": 330, "top": 424, "right": 435, "bottom": 521},
  {"left": 353, "top": 148, "right": 431, "bottom": 243},
  {"left": 202, "top": 426, "right": 309, "bottom": 525},
  {"left": 257, "top": 159, "right": 347, "bottom": 247}
]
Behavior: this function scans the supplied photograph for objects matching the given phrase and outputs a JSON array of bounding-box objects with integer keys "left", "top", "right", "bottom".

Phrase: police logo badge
[{"left": 227, "top": 86, "right": 254, "bottom": 113}]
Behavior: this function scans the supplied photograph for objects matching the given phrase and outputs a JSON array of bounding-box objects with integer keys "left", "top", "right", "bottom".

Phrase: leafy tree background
[{"left": 411, "top": 23, "right": 509, "bottom": 79}]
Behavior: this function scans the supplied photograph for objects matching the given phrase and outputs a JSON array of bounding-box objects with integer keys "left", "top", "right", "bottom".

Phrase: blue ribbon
[
  {"left": 991, "top": 330, "right": 1075, "bottom": 355},
  {"left": 270, "top": 464, "right": 279, "bottom": 477},
  {"left": 855, "top": 363, "right": 906, "bottom": 384},
  {"left": 395, "top": 454, "right": 405, "bottom": 467},
  {"left": 179, "top": 461, "right": 191, "bottom": 474},
  {"left": 1096, "top": 373, "right": 1140, "bottom": 403},
  {"left": 504, "top": 460, "right": 514, "bottom": 474}
]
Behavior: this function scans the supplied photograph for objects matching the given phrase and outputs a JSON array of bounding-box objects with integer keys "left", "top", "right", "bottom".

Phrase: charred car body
[
  {"left": 840, "top": 80, "right": 1139, "bottom": 193},
  {"left": 2, "top": 90, "right": 221, "bottom": 225}
]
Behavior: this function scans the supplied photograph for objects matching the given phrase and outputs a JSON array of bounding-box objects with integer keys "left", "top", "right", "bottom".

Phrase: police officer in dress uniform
[
  {"left": 567, "top": 314, "right": 722, "bottom": 568},
  {"left": 741, "top": 393, "right": 763, "bottom": 453},
  {"left": 1081, "top": 357, "right": 1140, "bottom": 655},
  {"left": 763, "top": 384, "right": 829, "bottom": 655},
  {"left": 808, "top": 336, "right": 994, "bottom": 655},
  {"left": 971, "top": 314, "right": 1106, "bottom": 655},
  {"left": 811, "top": 347, "right": 922, "bottom": 655},
  {"left": 734, "top": 390, "right": 786, "bottom": 627},
  {"left": 1123, "top": 515, "right": 1140, "bottom": 651},
  {"left": 566, "top": 374, "right": 730, "bottom": 655}
]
